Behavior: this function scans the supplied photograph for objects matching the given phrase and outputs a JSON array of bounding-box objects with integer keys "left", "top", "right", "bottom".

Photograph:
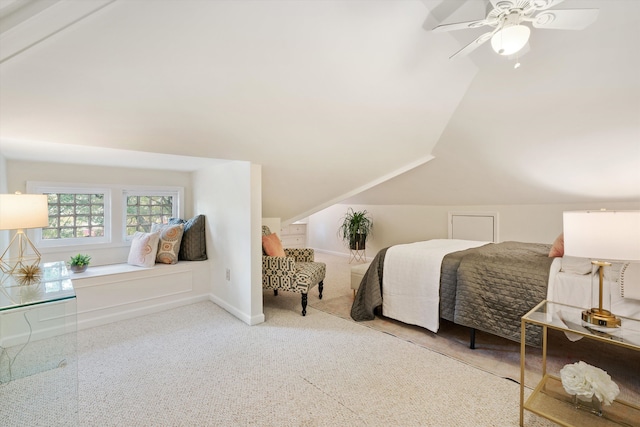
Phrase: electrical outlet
[{"left": 226, "top": 268, "right": 230, "bottom": 281}]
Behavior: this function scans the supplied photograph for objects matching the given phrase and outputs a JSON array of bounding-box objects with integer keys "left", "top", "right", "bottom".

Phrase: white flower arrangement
[{"left": 560, "top": 361, "right": 620, "bottom": 406}]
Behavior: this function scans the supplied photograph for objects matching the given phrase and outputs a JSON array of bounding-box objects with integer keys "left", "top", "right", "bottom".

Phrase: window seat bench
[{"left": 71, "top": 261, "right": 210, "bottom": 330}]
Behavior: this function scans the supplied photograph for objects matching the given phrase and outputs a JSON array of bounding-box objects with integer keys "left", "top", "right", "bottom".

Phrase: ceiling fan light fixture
[{"left": 491, "top": 24, "right": 531, "bottom": 56}]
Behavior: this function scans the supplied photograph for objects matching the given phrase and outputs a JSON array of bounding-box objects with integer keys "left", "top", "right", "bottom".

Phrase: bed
[
  {"left": 350, "top": 239, "right": 556, "bottom": 346},
  {"left": 351, "top": 239, "right": 640, "bottom": 347},
  {"left": 547, "top": 256, "right": 640, "bottom": 321}
]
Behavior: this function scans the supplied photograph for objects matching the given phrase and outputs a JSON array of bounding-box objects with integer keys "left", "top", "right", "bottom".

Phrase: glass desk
[
  {"left": 0, "top": 261, "right": 78, "bottom": 425},
  {"left": 520, "top": 300, "right": 640, "bottom": 427},
  {"left": 1, "top": 260, "right": 75, "bottom": 309}
]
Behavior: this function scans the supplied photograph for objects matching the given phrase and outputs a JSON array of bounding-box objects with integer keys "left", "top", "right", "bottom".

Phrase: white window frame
[
  {"left": 27, "top": 182, "right": 184, "bottom": 249},
  {"left": 28, "top": 183, "right": 112, "bottom": 248}
]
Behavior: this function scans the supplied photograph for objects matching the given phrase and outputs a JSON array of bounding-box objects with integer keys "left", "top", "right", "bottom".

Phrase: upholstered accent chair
[{"left": 262, "top": 226, "right": 326, "bottom": 316}]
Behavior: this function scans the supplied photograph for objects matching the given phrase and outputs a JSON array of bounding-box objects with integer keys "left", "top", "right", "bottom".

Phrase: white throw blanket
[{"left": 382, "top": 239, "right": 489, "bottom": 333}]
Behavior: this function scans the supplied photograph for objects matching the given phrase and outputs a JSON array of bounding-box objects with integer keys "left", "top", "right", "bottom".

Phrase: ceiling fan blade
[
  {"left": 449, "top": 30, "right": 495, "bottom": 60},
  {"left": 532, "top": 9, "right": 599, "bottom": 30},
  {"left": 432, "top": 19, "right": 491, "bottom": 32}
]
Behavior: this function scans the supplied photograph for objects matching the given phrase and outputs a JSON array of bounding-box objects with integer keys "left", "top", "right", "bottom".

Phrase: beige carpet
[
  {"left": 4, "top": 300, "right": 555, "bottom": 426},
  {"left": 309, "top": 252, "right": 640, "bottom": 406},
  {"left": 2, "top": 252, "right": 636, "bottom": 426}
]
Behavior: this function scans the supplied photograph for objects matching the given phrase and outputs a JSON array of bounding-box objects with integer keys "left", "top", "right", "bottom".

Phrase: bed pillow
[
  {"left": 560, "top": 256, "right": 592, "bottom": 275},
  {"left": 128, "top": 231, "right": 161, "bottom": 267},
  {"left": 151, "top": 223, "right": 184, "bottom": 264},
  {"left": 262, "top": 233, "right": 285, "bottom": 257},
  {"left": 620, "top": 262, "right": 640, "bottom": 299},
  {"left": 605, "top": 262, "right": 625, "bottom": 282},
  {"left": 168, "top": 215, "right": 207, "bottom": 261},
  {"left": 548, "top": 233, "right": 564, "bottom": 257}
]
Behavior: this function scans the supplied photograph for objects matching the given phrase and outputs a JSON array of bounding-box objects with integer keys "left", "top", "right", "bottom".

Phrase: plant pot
[
  {"left": 349, "top": 233, "right": 367, "bottom": 250},
  {"left": 70, "top": 264, "right": 88, "bottom": 273}
]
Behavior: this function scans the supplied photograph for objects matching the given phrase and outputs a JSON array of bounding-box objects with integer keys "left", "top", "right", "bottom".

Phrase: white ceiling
[{"left": 1, "top": 0, "right": 638, "bottom": 222}]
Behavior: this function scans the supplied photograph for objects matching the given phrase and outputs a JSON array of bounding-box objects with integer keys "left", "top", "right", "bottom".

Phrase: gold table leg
[{"left": 520, "top": 319, "right": 526, "bottom": 426}]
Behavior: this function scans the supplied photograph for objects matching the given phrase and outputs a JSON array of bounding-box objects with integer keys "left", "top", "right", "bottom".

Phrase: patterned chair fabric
[{"left": 262, "top": 226, "right": 326, "bottom": 316}]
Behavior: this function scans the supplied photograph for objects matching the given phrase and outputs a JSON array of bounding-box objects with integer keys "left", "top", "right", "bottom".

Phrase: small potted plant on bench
[{"left": 69, "top": 254, "right": 91, "bottom": 273}]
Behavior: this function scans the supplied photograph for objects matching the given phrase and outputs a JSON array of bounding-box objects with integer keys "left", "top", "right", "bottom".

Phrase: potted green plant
[
  {"left": 338, "top": 208, "right": 373, "bottom": 250},
  {"left": 69, "top": 254, "right": 91, "bottom": 273}
]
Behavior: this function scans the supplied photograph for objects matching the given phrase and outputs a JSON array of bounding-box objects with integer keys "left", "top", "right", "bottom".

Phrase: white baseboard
[
  {"left": 313, "top": 248, "right": 373, "bottom": 262},
  {"left": 313, "top": 248, "right": 349, "bottom": 257},
  {"left": 208, "top": 294, "right": 264, "bottom": 325}
]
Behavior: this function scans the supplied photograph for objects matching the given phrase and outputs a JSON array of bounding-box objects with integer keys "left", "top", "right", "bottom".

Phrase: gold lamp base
[{"left": 582, "top": 308, "right": 621, "bottom": 328}]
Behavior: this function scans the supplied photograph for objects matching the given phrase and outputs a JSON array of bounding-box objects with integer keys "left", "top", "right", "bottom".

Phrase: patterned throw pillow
[
  {"left": 168, "top": 215, "right": 207, "bottom": 261},
  {"left": 127, "top": 231, "right": 161, "bottom": 267},
  {"left": 151, "top": 223, "right": 185, "bottom": 264}
]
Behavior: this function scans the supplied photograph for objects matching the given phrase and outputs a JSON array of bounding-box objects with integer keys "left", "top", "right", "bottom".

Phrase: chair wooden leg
[
  {"left": 301, "top": 293, "right": 308, "bottom": 316},
  {"left": 318, "top": 281, "right": 324, "bottom": 300},
  {"left": 274, "top": 290, "right": 278, "bottom": 296}
]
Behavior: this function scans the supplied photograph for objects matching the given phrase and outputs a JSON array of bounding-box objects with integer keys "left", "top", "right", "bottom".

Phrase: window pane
[
  {"left": 43, "top": 192, "right": 106, "bottom": 241},
  {"left": 76, "top": 205, "right": 90, "bottom": 215},
  {"left": 60, "top": 205, "right": 74, "bottom": 215},
  {"left": 59, "top": 194, "right": 74, "bottom": 204},
  {"left": 76, "top": 194, "right": 89, "bottom": 204},
  {"left": 125, "top": 194, "right": 173, "bottom": 236},
  {"left": 42, "top": 229, "right": 59, "bottom": 239},
  {"left": 60, "top": 228, "right": 74, "bottom": 238}
]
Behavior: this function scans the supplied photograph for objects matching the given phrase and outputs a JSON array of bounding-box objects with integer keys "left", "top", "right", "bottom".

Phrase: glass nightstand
[
  {"left": 0, "top": 261, "right": 78, "bottom": 425},
  {"left": 519, "top": 300, "right": 640, "bottom": 427}
]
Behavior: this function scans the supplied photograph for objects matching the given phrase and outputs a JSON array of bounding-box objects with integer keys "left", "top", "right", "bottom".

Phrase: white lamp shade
[
  {"left": 563, "top": 210, "right": 640, "bottom": 261},
  {"left": 0, "top": 194, "right": 49, "bottom": 230},
  {"left": 491, "top": 25, "right": 530, "bottom": 55}
]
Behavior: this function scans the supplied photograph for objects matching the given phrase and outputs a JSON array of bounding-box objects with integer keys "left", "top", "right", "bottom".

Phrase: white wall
[
  {"left": 194, "top": 161, "right": 264, "bottom": 326},
  {"left": 309, "top": 202, "right": 640, "bottom": 258},
  {"left": 261, "top": 217, "right": 281, "bottom": 235},
  {"left": 1, "top": 157, "right": 263, "bottom": 327}
]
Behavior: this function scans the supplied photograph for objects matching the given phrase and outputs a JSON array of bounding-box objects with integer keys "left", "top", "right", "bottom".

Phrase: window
[
  {"left": 29, "top": 184, "right": 111, "bottom": 247},
  {"left": 43, "top": 192, "right": 106, "bottom": 239},
  {"left": 28, "top": 182, "right": 183, "bottom": 249},
  {"left": 123, "top": 191, "right": 178, "bottom": 236}
]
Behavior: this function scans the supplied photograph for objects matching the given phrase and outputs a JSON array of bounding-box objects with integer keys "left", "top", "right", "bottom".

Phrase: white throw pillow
[{"left": 127, "top": 231, "right": 160, "bottom": 267}]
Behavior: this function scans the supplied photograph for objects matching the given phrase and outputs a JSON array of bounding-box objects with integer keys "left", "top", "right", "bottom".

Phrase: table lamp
[
  {"left": 0, "top": 192, "right": 49, "bottom": 276},
  {"left": 563, "top": 210, "right": 640, "bottom": 328}
]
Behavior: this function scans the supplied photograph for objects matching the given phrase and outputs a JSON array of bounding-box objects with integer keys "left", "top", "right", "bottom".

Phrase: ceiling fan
[{"left": 432, "top": 0, "right": 599, "bottom": 60}]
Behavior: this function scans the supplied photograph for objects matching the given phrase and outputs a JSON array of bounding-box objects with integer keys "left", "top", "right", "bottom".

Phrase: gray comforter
[
  {"left": 351, "top": 241, "right": 553, "bottom": 346},
  {"left": 350, "top": 247, "right": 388, "bottom": 321}
]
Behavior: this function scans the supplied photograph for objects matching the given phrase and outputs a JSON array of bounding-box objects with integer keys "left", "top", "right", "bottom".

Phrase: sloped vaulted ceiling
[
  {"left": 0, "top": 0, "right": 638, "bottom": 222},
  {"left": 0, "top": 0, "right": 477, "bottom": 222},
  {"left": 346, "top": 0, "right": 640, "bottom": 206}
]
